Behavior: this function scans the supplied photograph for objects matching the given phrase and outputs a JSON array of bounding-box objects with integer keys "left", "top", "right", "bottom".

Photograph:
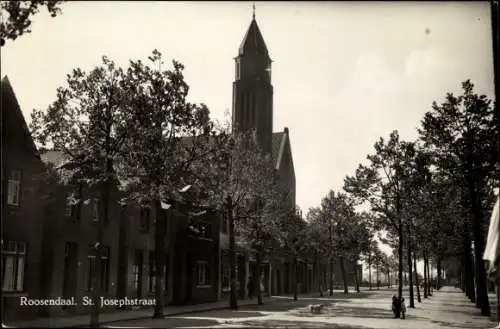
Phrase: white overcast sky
[{"left": 1, "top": 1, "right": 495, "bottom": 216}]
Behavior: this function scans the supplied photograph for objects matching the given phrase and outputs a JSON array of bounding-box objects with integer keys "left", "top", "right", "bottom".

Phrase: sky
[{"left": 1, "top": 1, "right": 495, "bottom": 268}]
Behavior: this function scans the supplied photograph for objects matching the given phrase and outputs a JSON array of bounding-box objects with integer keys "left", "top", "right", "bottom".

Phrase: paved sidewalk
[
  {"left": 105, "top": 286, "right": 497, "bottom": 329},
  {"left": 3, "top": 292, "right": 325, "bottom": 328}
]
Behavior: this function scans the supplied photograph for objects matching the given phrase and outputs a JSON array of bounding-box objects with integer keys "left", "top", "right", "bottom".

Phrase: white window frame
[
  {"left": 7, "top": 170, "right": 21, "bottom": 206},
  {"left": 86, "top": 254, "right": 96, "bottom": 292},
  {"left": 196, "top": 261, "right": 211, "bottom": 287},
  {"left": 1, "top": 241, "right": 26, "bottom": 292}
]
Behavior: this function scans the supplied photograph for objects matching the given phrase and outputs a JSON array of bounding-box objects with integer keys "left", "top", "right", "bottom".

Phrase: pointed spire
[{"left": 238, "top": 7, "right": 270, "bottom": 58}]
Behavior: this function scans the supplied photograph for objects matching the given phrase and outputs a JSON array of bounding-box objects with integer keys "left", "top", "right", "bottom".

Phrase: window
[
  {"left": 2, "top": 241, "right": 26, "bottom": 292},
  {"left": 133, "top": 250, "right": 143, "bottom": 290},
  {"left": 235, "top": 59, "right": 241, "bottom": 80},
  {"left": 85, "top": 245, "right": 110, "bottom": 292},
  {"left": 139, "top": 207, "right": 150, "bottom": 232},
  {"left": 100, "top": 247, "right": 110, "bottom": 292},
  {"left": 92, "top": 199, "right": 100, "bottom": 222},
  {"left": 148, "top": 252, "right": 156, "bottom": 293},
  {"left": 148, "top": 252, "right": 166, "bottom": 293},
  {"left": 86, "top": 254, "right": 96, "bottom": 292},
  {"left": 266, "top": 62, "right": 272, "bottom": 82},
  {"left": 196, "top": 261, "right": 210, "bottom": 286},
  {"left": 7, "top": 170, "right": 21, "bottom": 206}
]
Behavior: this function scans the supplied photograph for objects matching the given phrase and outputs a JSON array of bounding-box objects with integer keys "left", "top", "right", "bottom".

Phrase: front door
[
  {"left": 62, "top": 242, "right": 79, "bottom": 309},
  {"left": 277, "top": 269, "right": 281, "bottom": 295},
  {"left": 185, "top": 253, "right": 193, "bottom": 303}
]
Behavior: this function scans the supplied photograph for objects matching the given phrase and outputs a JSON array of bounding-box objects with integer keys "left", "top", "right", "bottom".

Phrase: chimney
[{"left": 284, "top": 127, "right": 289, "bottom": 134}]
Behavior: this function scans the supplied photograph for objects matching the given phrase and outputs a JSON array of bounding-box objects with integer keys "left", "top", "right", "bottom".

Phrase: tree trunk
[
  {"left": 471, "top": 208, "right": 491, "bottom": 315},
  {"left": 396, "top": 199, "right": 403, "bottom": 319},
  {"left": 407, "top": 243, "right": 415, "bottom": 308},
  {"left": 464, "top": 244, "right": 476, "bottom": 303},
  {"left": 90, "top": 200, "right": 104, "bottom": 328},
  {"left": 437, "top": 258, "right": 442, "bottom": 290},
  {"left": 423, "top": 253, "right": 428, "bottom": 299},
  {"left": 413, "top": 252, "right": 421, "bottom": 303},
  {"left": 293, "top": 257, "right": 298, "bottom": 301},
  {"left": 227, "top": 196, "right": 238, "bottom": 310},
  {"left": 466, "top": 142, "right": 490, "bottom": 316},
  {"left": 387, "top": 270, "right": 391, "bottom": 288},
  {"left": 153, "top": 200, "right": 167, "bottom": 318},
  {"left": 316, "top": 255, "right": 324, "bottom": 297},
  {"left": 90, "top": 153, "right": 112, "bottom": 327},
  {"left": 376, "top": 264, "right": 380, "bottom": 290},
  {"left": 353, "top": 261, "right": 360, "bottom": 293},
  {"left": 426, "top": 257, "right": 432, "bottom": 297},
  {"left": 255, "top": 252, "right": 263, "bottom": 305},
  {"left": 329, "top": 258, "right": 334, "bottom": 296},
  {"left": 368, "top": 253, "right": 372, "bottom": 291},
  {"left": 340, "top": 256, "right": 348, "bottom": 294}
]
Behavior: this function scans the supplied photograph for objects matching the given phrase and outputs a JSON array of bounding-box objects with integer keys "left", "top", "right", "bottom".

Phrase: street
[{"left": 104, "top": 287, "right": 497, "bottom": 329}]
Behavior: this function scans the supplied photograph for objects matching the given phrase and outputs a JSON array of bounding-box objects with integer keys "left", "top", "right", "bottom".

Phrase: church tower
[{"left": 232, "top": 7, "right": 273, "bottom": 154}]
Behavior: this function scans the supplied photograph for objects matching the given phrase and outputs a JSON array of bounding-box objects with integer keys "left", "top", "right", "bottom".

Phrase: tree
[
  {"left": 192, "top": 124, "right": 284, "bottom": 310},
  {"left": 306, "top": 208, "right": 330, "bottom": 296},
  {"left": 1, "top": 0, "right": 64, "bottom": 46},
  {"left": 116, "top": 50, "right": 216, "bottom": 318},
  {"left": 317, "top": 191, "right": 358, "bottom": 295},
  {"left": 30, "top": 55, "right": 131, "bottom": 327},
  {"left": 236, "top": 154, "right": 289, "bottom": 306},
  {"left": 419, "top": 80, "right": 498, "bottom": 316},
  {"left": 345, "top": 131, "right": 416, "bottom": 317},
  {"left": 344, "top": 212, "right": 373, "bottom": 293},
  {"left": 275, "top": 206, "right": 308, "bottom": 301}
]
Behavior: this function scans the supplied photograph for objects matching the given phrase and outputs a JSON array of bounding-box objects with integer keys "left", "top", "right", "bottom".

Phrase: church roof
[
  {"left": 272, "top": 127, "right": 290, "bottom": 170},
  {"left": 238, "top": 18, "right": 270, "bottom": 58},
  {"left": 271, "top": 132, "right": 285, "bottom": 168}
]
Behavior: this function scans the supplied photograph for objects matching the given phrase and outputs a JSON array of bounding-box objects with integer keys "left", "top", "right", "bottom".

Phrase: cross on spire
[{"left": 252, "top": 2, "right": 256, "bottom": 20}]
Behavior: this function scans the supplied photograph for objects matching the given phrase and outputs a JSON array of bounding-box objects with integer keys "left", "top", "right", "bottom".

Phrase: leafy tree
[
  {"left": 1, "top": 0, "right": 64, "bottom": 46},
  {"left": 30, "top": 55, "right": 131, "bottom": 327},
  {"left": 236, "top": 155, "right": 290, "bottom": 306},
  {"left": 344, "top": 212, "right": 373, "bottom": 293},
  {"left": 306, "top": 208, "right": 331, "bottom": 296},
  {"left": 116, "top": 50, "right": 216, "bottom": 318},
  {"left": 192, "top": 125, "right": 283, "bottom": 309},
  {"left": 345, "top": 131, "right": 415, "bottom": 316},
  {"left": 317, "top": 190, "right": 358, "bottom": 294},
  {"left": 274, "top": 206, "right": 308, "bottom": 301},
  {"left": 418, "top": 80, "right": 498, "bottom": 316}
]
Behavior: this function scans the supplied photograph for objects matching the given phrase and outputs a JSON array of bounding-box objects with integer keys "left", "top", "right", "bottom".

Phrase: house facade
[
  {"left": 1, "top": 77, "right": 221, "bottom": 321},
  {"left": 1, "top": 77, "right": 49, "bottom": 320}
]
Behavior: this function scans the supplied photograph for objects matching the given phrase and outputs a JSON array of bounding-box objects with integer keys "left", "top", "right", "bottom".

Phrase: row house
[
  {"left": 1, "top": 76, "right": 48, "bottom": 321},
  {"left": 0, "top": 77, "right": 221, "bottom": 322}
]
